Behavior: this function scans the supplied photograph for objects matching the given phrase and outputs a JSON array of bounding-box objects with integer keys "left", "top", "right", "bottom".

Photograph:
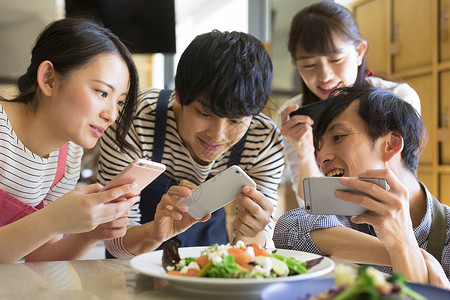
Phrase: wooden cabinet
[
  {"left": 440, "top": 174, "right": 450, "bottom": 205},
  {"left": 355, "top": 0, "right": 390, "bottom": 75},
  {"left": 392, "top": 0, "right": 433, "bottom": 72},
  {"left": 440, "top": 0, "right": 450, "bottom": 62},
  {"left": 354, "top": 0, "right": 449, "bottom": 203},
  {"left": 440, "top": 71, "right": 450, "bottom": 163}
]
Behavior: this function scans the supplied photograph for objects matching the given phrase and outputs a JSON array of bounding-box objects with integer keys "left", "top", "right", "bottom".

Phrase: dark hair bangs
[{"left": 297, "top": 18, "right": 340, "bottom": 56}]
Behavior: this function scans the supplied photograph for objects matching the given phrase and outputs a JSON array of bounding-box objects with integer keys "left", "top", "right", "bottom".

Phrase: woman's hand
[
  {"left": 280, "top": 104, "right": 315, "bottom": 161},
  {"left": 234, "top": 186, "right": 273, "bottom": 245},
  {"left": 45, "top": 183, "right": 138, "bottom": 235}
]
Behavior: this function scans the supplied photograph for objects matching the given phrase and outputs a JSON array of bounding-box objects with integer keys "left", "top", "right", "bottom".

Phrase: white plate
[{"left": 130, "top": 247, "right": 335, "bottom": 295}]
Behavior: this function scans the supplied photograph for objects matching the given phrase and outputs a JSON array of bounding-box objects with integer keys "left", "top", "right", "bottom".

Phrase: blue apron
[{"left": 107, "top": 89, "right": 247, "bottom": 257}]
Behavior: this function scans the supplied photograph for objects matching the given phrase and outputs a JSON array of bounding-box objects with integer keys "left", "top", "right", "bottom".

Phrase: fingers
[
  {"left": 241, "top": 186, "right": 273, "bottom": 213},
  {"left": 280, "top": 105, "right": 298, "bottom": 126},
  {"left": 234, "top": 187, "right": 272, "bottom": 237},
  {"left": 94, "top": 183, "right": 139, "bottom": 205},
  {"left": 178, "top": 180, "right": 197, "bottom": 190}
]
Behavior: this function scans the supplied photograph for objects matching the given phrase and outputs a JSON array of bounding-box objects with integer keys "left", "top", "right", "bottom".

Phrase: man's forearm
[{"left": 310, "top": 227, "right": 391, "bottom": 266}]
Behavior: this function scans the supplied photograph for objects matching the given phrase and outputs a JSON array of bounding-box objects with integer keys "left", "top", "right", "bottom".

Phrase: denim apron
[{"left": 140, "top": 89, "right": 247, "bottom": 250}]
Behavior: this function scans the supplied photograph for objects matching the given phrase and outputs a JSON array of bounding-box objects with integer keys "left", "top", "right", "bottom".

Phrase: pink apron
[{"left": 0, "top": 144, "right": 68, "bottom": 227}]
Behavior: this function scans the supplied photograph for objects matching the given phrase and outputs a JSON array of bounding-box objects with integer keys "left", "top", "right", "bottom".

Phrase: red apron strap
[
  {"left": 51, "top": 143, "right": 67, "bottom": 188},
  {"left": 0, "top": 144, "right": 68, "bottom": 227},
  {"left": 0, "top": 189, "right": 40, "bottom": 227}
]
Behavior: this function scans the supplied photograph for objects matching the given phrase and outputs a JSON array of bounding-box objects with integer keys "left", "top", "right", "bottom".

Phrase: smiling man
[
  {"left": 98, "top": 30, "right": 284, "bottom": 257},
  {"left": 273, "top": 86, "right": 450, "bottom": 287}
]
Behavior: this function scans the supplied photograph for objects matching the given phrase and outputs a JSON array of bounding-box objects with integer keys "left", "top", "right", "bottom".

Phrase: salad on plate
[
  {"left": 305, "top": 264, "right": 427, "bottom": 300},
  {"left": 162, "top": 239, "right": 324, "bottom": 279}
]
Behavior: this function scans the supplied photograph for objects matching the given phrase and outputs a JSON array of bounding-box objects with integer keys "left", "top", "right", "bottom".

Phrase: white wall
[{"left": 0, "top": 0, "right": 59, "bottom": 80}]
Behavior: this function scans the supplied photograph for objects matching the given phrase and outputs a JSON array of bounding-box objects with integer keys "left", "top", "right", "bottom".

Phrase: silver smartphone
[
  {"left": 303, "top": 177, "right": 389, "bottom": 216},
  {"left": 182, "top": 165, "right": 256, "bottom": 220}
]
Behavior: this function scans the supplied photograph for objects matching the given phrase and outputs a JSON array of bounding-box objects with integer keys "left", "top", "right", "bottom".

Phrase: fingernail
[
  {"left": 243, "top": 186, "right": 250, "bottom": 193},
  {"left": 129, "top": 183, "right": 138, "bottom": 190},
  {"left": 180, "top": 203, "right": 188, "bottom": 210}
]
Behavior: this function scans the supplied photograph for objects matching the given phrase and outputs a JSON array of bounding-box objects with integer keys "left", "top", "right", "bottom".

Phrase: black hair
[
  {"left": 8, "top": 17, "right": 138, "bottom": 152},
  {"left": 314, "top": 86, "right": 427, "bottom": 176},
  {"left": 288, "top": 1, "right": 368, "bottom": 105},
  {"left": 174, "top": 30, "right": 273, "bottom": 118}
]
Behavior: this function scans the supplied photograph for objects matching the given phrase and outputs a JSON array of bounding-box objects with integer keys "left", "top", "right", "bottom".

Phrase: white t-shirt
[{"left": 277, "top": 76, "right": 421, "bottom": 207}]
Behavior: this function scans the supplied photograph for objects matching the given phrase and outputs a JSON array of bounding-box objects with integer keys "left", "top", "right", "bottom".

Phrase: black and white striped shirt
[
  {"left": 98, "top": 88, "right": 285, "bottom": 257},
  {"left": 0, "top": 104, "right": 83, "bottom": 208}
]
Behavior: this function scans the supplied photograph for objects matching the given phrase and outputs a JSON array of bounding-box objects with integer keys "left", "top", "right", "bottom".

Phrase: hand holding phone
[
  {"left": 289, "top": 100, "right": 328, "bottom": 125},
  {"left": 182, "top": 165, "right": 256, "bottom": 220},
  {"left": 101, "top": 159, "right": 166, "bottom": 198},
  {"left": 303, "top": 177, "right": 389, "bottom": 216}
]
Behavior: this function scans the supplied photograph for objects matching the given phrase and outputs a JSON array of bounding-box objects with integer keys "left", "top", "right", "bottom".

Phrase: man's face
[
  {"left": 176, "top": 99, "right": 252, "bottom": 165},
  {"left": 316, "top": 101, "right": 386, "bottom": 177}
]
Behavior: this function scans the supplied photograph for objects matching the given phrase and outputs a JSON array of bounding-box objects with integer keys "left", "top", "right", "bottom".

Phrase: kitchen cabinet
[
  {"left": 440, "top": 0, "right": 450, "bottom": 62},
  {"left": 354, "top": 0, "right": 447, "bottom": 202},
  {"left": 355, "top": 0, "right": 390, "bottom": 75},
  {"left": 392, "top": 0, "right": 433, "bottom": 72}
]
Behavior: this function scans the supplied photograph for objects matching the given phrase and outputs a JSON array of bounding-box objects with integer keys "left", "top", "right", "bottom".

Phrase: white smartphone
[
  {"left": 101, "top": 159, "right": 166, "bottom": 198},
  {"left": 182, "top": 165, "right": 256, "bottom": 220},
  {"left": 303, "top": 177, "right": 389, "bottom": 216}
]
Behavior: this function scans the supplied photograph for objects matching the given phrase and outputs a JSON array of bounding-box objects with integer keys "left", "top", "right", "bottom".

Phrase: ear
[
  {"left": 36, "top": 60, "right": 56, "bottom": 97},
  {"left": 383, "top": 131, "right": 404, "bottom": 162},
  {"left": 356, "top": 40, "right": 368, "bottom": 66},
  {"left": 174, "top": 88, "right": 181, "bottom": 105}
]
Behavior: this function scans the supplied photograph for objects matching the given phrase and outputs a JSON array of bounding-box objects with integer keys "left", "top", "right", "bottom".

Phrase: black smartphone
[{"left": 289, "top": 100, "right": 328, "bottom": 123}]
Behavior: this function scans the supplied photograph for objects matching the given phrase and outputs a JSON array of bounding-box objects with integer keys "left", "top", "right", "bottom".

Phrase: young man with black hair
[
  {"left": 98, "top": 30, "right": 284, "bottom": 257},
  {"left": 274, "top": 86, "right": 450, "bottom": 288}
]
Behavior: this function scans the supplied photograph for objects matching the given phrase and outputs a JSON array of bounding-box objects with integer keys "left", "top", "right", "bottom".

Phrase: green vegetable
[
  {"left": 269, "top": 253, "right": 308, "bottom": 275},
  {"left": 333, "top": 266, "right": 378, "bottom": 300},
  {"left": 196, "top": 261, "right": 213, "bottom": 277},
  {"left": 331, "top": 265, "right": 428, "bottom": 300},
  {"left": 206, "top": 255, "right": 245, "bottom": 278},
  {"left": 387, "top": 273, "right": 427, "bottom": 300}
]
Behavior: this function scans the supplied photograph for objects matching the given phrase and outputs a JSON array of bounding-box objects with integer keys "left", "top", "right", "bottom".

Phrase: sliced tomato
[{"left": 247, "top": 243, "right": 269, "bottom": 257}]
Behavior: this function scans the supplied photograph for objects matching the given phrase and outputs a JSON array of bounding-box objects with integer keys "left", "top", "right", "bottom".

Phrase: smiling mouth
[
  {"left": 319, "top": 82, "right": 341, "bottom": 92},
  {"left": 326, "top": 168, "right": 344, "bottom": 177}
]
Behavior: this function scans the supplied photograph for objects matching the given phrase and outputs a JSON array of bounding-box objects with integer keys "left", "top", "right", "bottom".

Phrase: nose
[
  {"left": 316, "top": 143, "right": 335, "bottom": 170},
  {"left": 207, "top": 118, "right": 228, "bottom": 142},
  {"left": 100, "top": 100, "right": 119, "bottom": 125},
  {"left": 317, "top": 61, "right": 334, "bottom": 82}
]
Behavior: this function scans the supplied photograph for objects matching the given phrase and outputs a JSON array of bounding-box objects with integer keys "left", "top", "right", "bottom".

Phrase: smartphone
[
  {"left": 101, "top": 159, "right": 166, "bottom": 198},
  {"left": 289, "top": 100, "right": 328, "bottom": 124},
  {"left": 303, "top": 177, "right": 389, "bottom": 216},
  {"left": 182, "top": 165, "right": 256, "bottom": 220}
]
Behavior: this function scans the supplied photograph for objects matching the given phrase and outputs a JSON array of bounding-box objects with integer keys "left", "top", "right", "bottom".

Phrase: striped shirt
[
  {"left": 98, "top": 88, "right": 285, "bottom": 257},
  {"left": 0, "top": 104, "right": 83, "bottom": 208},
  {"left": 273, "top": 183, "right": 450, "bottom": 278}
]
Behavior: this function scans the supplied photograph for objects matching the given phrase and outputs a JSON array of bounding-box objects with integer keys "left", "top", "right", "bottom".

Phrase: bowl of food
[{"left": 261, "top": 264, "right": 450, "bottom": 299}]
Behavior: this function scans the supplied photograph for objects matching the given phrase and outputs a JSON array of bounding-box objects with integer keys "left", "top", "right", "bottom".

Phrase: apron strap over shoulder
[{"left": 426, "top": 196, "right": 447, "bottom": 262}]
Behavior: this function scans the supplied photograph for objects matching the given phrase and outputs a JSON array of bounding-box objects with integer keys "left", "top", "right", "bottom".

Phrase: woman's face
[
  {"left": 52, "top": 53, "right": 129, "bottom": 149},
  {"left": 294, "top": 35, "right": 367, "bottom": 100}
]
